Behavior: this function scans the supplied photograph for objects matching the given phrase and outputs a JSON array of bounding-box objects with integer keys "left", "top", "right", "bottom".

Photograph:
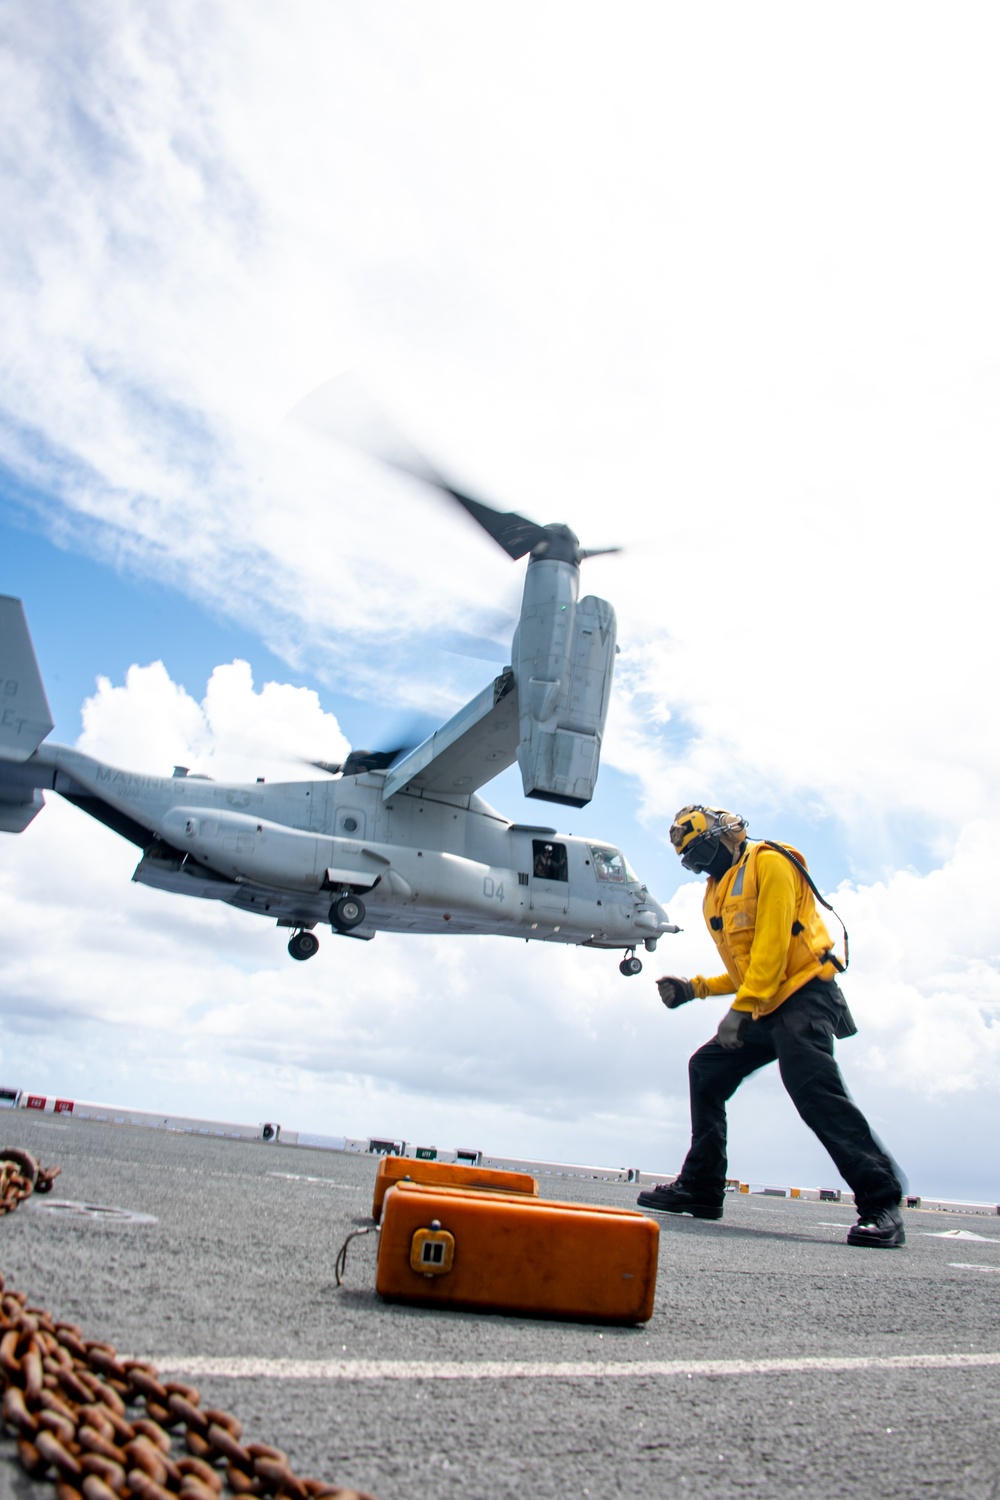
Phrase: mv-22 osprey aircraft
[{"left": 0, "top": 438, "right": 678, "bottom": 974}]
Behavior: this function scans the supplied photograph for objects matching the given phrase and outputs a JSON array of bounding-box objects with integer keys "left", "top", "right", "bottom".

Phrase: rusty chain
[
  {"left": 0, "top": 1149, "right": 61, "bottom": 1215},
  {"left": 0, "top": 1151, "right": 378, "bottom": 1500}
]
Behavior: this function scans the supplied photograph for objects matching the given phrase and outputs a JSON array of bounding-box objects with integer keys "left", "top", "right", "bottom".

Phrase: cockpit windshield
[{"left": 589, "top": 844, "right": 638, "bottom": 884}]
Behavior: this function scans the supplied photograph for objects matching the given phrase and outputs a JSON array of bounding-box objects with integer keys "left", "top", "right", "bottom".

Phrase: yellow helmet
[{"left": 670, "top": 805, "right": 748, "bottom": 873}]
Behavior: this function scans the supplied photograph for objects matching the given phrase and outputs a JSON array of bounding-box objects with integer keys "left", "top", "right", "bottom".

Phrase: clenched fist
[{"left": 657, "top": 976, "right": 695, "bottom": 1009}]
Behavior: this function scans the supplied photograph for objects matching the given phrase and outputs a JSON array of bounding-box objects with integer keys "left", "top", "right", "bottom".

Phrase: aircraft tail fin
[{"left": 0, "top": 597, "right": 54, "bottom": 763}]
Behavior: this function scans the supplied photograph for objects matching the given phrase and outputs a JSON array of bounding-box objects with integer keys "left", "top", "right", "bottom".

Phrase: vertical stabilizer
[{"left": 0, "top": 597, "right": 54, "bottom": 762}]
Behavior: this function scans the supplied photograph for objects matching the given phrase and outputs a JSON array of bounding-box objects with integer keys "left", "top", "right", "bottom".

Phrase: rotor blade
[
  {"left": 307, "top": 759, "right": 345, "bottom": 776},
  {"left": 306, "top": 742, "right": 417, "bottom": 778},
  {"left": 290, "top": 375, "right": 440, "bottom": 484},
  {"left": 289, "top": 375, "right": 550, "bottom": 560},
  {"left": 338, "top": 414, "right": 550, "bottom": 562},
  {"left": 577, "top": 546, "right": 623, "bottom": 561},
  {"left": 340, "top": 746, "right": 410, "bottom": 775},
  {"left": 447, "top": 491, "right": 550, "bottom": 561}
]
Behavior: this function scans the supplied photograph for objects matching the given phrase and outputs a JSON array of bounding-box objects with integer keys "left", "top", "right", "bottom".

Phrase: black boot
[
  {"left": 847, "top": 1203, "right": 905, "bottom": 1248},
  {"left": 636, "top": 1181, "right": 723, "bottom": 1220}
]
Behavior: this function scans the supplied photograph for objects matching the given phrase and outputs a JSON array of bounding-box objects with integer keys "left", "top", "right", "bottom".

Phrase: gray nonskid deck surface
[{"left": 1, "top": 1116, "right": 998, "bottom": 1499}]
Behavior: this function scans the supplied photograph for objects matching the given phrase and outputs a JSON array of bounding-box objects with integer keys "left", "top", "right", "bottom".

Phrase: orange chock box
[
  {"left": 375, "top": 1180, "right": 659, "bottom": 1324},
  {"left": 371, "top": 1155, "right": 539, "bottom": 1222}
]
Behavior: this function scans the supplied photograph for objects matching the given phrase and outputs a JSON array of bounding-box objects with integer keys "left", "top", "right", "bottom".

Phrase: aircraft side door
[{"left": 528, "top": 837, "right": 570, "bottom": 917}]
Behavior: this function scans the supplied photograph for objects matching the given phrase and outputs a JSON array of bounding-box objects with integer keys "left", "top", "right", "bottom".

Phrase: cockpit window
[
  {"left": 589, "top": 844, "right": 636, "bottom": 883},
  {"left": 532, "top": 840, "right": 568, "bottom": 881}
]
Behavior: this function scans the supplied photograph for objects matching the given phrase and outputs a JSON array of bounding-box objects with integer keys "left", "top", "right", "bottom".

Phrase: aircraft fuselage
[{"left": 24, "top": 744, "right": 675, "bottom": 956}]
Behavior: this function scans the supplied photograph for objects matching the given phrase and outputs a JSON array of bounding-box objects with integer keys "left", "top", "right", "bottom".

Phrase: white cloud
[
  {"left": 4, "top": 2, "right": 999, "bottom": 849},
  {"left": 1, "top": 657, "right": 999, "bottom": 1198},
  {"left": 832, "top": 822, "right": 1000, "bottom": 1096},
  {"left": 76, "top": 658, "right": 350, "bottom": 781},
  {"left": 2, "top": 3, "right": 1000, "bottom": 1195}
]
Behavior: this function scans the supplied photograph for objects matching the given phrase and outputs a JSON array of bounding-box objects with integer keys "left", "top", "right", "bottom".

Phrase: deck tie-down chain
[
  {"left": 0, "top": 1152, "right": 377, "bottom": 1500},
  {"left": 0, "top": 1149, "right": 61, "bottom": 1214}
]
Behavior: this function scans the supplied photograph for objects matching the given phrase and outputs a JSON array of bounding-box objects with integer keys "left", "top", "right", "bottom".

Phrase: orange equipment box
[
  {"left": 371, "top": 1155, "right": 539, "bottom": 1222},
  {"left": 375, "top": 1180, "right": 659, "bottom": 1324}
]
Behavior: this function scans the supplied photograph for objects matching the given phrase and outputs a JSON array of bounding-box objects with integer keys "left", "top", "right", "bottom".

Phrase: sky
[{"left": 1, "top": 2, "right": 999, "bottom": 1200}]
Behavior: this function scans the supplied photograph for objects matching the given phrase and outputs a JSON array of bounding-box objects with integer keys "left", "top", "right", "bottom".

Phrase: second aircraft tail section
[
  {"left": 0, "top": 596, "right": 54, "bottom": 832},
  {"left": 0, "top": 596, "right": 54, "bottom": 763}
]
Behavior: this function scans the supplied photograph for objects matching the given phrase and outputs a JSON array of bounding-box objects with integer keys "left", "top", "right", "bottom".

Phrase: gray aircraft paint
[{"left": 0, "top": 582, "right": 677, "bottom": 968}]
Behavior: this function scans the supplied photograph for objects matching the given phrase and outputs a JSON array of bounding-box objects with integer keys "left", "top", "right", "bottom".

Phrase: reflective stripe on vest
[{"left": 711, "top": 843, "right": 835, "bottom": 974}]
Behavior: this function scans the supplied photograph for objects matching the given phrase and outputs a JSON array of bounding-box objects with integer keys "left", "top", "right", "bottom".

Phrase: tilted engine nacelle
[
  {"left": 158, "top": 807, "right": 387, "bottom": 893},
  {"left": 512, "top": 559, "right": 617, "bottom": 808}
]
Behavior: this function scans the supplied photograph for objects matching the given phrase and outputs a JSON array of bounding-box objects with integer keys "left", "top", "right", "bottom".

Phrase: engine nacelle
[{"left": 512, "top": 559, "right": 617, "bottom": 808}]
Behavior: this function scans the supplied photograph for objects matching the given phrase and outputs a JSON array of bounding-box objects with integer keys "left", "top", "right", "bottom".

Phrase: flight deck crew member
[{"left": 637, "top": 805, "right": 906, "bottom": 1248}]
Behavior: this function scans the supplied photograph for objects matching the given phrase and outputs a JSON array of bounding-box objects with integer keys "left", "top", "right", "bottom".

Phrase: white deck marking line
[
  {"left": 950, "top": 1262, "right": 1000, "bottom": 1274},
  {"left": 154, "top": 1352, "right": 1000, "bottom": 1382},
  {"left": 925, "top": 1229, "right": 997, "bottom": 1241},
  {"left": 266, "top": 1173, "right": 358, "bottom": 1190}
]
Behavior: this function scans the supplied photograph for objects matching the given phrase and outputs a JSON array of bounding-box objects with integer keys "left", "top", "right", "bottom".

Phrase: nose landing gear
[
  {"left": 619, "top": 949, "right": 643, "bottom": 977},
  {"left": 288, "top": 929, "right": 320, "bottom": 961}
]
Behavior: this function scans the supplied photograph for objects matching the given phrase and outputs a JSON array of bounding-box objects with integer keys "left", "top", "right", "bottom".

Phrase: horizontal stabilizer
[
  {"left": 382, "top": 670, "right": 520, "bottom": 800},
  {"left": 0, "top": 789, "right": 45, "bottom": 833},
  {"left": 0, "top": 597, "right": 54, "bottom": 762}
]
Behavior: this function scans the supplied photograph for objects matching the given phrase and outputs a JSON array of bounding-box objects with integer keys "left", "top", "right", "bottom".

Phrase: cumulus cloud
[
  {"left": 1, "top": 656, "right": 998, "bottom": 1197},
  {"left": 832, "top": 823, "right": 1000, "bottom": 1096},
  {"left": 2, "top": 4, "right": 1000, "bottom": 1194},
  {"left": 4, "top": 2, "right": 999, "bottom": 852},
  {"left": 76, "top": 658, "right": 351, "bottom": 781}
]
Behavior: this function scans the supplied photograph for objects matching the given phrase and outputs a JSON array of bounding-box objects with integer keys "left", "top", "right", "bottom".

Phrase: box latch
[{"left": 410, "top": 1220, "right": 455, "bottom": 1277}]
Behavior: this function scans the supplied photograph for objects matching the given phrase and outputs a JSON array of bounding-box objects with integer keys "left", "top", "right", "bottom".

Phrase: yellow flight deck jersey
[{"left": 690, "top": 841, "right": 838, "bottom": 1018}]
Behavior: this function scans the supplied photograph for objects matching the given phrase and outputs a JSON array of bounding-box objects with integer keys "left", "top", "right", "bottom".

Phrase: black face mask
[
  {"left": 682, "top": 839, "right": 735, "bottom": 880},
  {"left": 704, "top": 841, "right": 736, "bottom": 880}
]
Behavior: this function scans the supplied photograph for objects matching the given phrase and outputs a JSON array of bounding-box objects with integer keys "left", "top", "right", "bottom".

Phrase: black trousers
[{"left": 678, "top": 978, "right": 903, "bottom": 1213}]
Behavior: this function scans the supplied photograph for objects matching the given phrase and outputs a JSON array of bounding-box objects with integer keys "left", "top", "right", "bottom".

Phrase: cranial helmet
[{"left": 669, "top": 805, "right": 748, "bottom": 873}]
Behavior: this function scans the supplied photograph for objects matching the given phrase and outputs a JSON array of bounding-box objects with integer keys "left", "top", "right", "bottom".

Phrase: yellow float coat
[{"left": 690, "top": 841, "right": 838, "bottom": 1017}]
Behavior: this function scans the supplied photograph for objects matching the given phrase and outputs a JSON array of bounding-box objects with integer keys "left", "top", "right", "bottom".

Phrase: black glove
[
  {"left": 716, "top": 1008, "right": 748, "bottom": 1050},
  {"left": 657, "top": 976, "right": 695, "bottom": 1009}
]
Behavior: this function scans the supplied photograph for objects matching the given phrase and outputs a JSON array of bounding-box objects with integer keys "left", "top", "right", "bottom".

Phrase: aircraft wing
[{"left": 382, "top": 669, "right": 519, "bottom": 800}]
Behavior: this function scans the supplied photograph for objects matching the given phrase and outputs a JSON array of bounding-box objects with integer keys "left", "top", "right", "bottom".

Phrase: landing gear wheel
[
  {"left": 330, "top": 895, "right": 366, "bottom": 931},
  {"left": 288, "top": 930, "right": 319, "bottom": 962},
  {"left": 619, "top": 954, "right": 643, "bottom": 977}
]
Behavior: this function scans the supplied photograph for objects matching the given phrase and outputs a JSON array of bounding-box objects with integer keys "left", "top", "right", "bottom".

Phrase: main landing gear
[
  {"left": 287, "top": 895, "right": 367, "bottom": 956},
  {"left": 330, "top": 894, "right": 366, "bottom": 931},
  {"left": 619, "top": 949, "right": 643, "bottom": 977},
  {"left": 288, "top": 929, "right": 320, "bottom": 962}
]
